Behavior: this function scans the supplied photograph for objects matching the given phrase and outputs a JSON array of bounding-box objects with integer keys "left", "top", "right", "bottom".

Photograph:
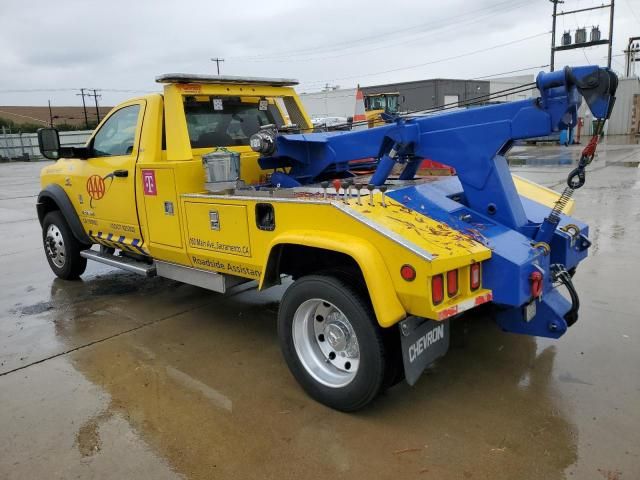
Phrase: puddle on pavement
[
  {"left": 76, "top": 411, "right": 112, "bottom": 457},
  {"left": 602, "top": 135, "right": 640, "bottom": 145},
  {"left": 508, "top": 155, "right": 576, "bottom": 167},
  {"left": 9, "top": 271, "right": 166, "bottom": 317},
  {"left": 619, "top": 161, "right": 640, "bottom": 168},
  {"left": 0, "top": 355, "right": 180, "bottom": 479},
  {"left": 39, "top": 271, "right": 580, "bottom": 480},
  {"left": 0, "top": 268, "right": 216, "bottom": 374},
  {"left": 508, "top": 141, "right": 640, "bottom": 169}
]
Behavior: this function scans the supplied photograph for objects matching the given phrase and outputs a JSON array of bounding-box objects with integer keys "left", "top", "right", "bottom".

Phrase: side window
[{"left": 91, "top": 104, "right": 141, "bottom": 157}]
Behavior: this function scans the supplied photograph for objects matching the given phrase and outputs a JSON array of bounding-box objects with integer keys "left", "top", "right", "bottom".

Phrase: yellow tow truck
[{"left": 35, "top": 68, "right": 612, "bottom": 411}]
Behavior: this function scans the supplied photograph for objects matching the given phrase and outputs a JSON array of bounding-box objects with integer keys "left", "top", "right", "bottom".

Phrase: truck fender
[
  {"left": 37, "top": 184, "right": 91, "bottom": 245},
  {"left": 262, "top": 231, "right": 407, "bottom": 328}
]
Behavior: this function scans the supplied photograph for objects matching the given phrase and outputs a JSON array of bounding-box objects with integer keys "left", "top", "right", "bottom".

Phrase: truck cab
[
  {"left": 364, "top": 92, "right": 400, "bottom": 127},
  {"left": 38, "top": 75, "right": 310, "bottom": 263}
]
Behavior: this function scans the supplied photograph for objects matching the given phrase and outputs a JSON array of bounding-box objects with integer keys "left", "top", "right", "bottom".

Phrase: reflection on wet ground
[
  {"left": 4, "top": 271, "right": 579, "bottom": 479},
  {"left": 602, "top": 134, "right": 640, "bottom": 145},
  {"left": 508, "top": 138, "right": 640, "bottom": 169},
  {"left": 1, "top": 148, "right": 639, "bottom": 479}
]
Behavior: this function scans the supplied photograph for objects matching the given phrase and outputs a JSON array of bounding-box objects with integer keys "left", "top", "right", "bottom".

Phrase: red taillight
[
  {"left": 447, "top": 270, "right": 458, "bottom": 297},
  {"left": 470, "top": 263, "right": 481, "bottom": 290},
  {"left": 400, "top": 264, "right": 416, "bottom": 281},
  {"left": 432, "top": 274, "right": 444, "bottom": 305}
]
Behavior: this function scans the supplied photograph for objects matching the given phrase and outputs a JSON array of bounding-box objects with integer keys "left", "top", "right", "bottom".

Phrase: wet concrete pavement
[{"left": 0, "top": 143, "right": 639, "bottom": 480}]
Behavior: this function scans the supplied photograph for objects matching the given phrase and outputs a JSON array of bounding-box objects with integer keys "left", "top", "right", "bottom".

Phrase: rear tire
[
  {"left": 42, "top": 211, "right": 87, "bottom": 280},
  {"left": 317, "top": 266, "right": 404, "bottom": 389},
  {"left": 278, "top": 274, "right": 387, "bottom": 411}
]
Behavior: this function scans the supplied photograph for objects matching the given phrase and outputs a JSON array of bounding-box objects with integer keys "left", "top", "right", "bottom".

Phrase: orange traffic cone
[{"left": 353, "top": 89, "right": 366, "bottom": 123}]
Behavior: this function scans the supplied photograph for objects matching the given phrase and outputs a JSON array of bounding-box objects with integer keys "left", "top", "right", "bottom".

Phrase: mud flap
[{"left": 399, "top": 317, "right": 450, "bottom": 386}]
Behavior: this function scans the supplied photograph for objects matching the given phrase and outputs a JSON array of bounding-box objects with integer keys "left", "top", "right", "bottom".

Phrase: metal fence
[{"left": 0, "top": 129, "right": 92, "bottom": 161}]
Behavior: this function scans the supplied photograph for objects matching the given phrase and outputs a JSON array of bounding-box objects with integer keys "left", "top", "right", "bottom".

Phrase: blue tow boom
[{"left": 253, "top": 65, "right": 617, "bottom": 339}]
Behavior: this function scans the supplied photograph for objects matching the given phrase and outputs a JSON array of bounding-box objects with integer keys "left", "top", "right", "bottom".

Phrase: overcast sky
[{"left": 0, "top": 0, "right": 637, "bottom": 107}]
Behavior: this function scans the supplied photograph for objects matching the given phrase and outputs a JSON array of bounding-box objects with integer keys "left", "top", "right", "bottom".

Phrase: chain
[
  {"left": 566, "top": 119, "right": 603, "bottom": 190},
  {"left": 548, "top": 119, "right": 604, "bottom": 222}
]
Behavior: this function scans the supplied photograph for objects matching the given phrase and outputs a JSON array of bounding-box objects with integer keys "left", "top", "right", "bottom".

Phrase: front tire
[
  {"left": 278, "top": 275, "right": 387, "bottom": 411},
  {"left": 42, "top": 211, "right": 87, "bottom": 280}
]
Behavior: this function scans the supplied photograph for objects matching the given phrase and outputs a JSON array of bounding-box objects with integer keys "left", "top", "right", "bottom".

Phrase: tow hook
[
  {"left": 529, "top": 271, "right": 543, "bottom": 298},
  {"left": 551, "top": 264, "right": 580, "bottom": 326}
]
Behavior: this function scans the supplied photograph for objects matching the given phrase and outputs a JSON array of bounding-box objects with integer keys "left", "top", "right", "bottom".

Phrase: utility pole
[
  {"left": 625, "top": 37, "right": 640, "bottom": 77},
  {"left": 76, "top": 88, "right": 89, "bottom": 129},
  {"left": 86, "top": 89, "right": 102, "bottom": 123},
  {"left": 549, "top": 0, "right": 615, "bottom": 71},
  {"left": 607, "top": 0, "right": 615, "bottom": 68},
  {"left": 48, "top": 100, "right": 54, "bottom": 127},
  {"left": 549, "top": 0, "right": 563, "bottom": 71},
  {"left": 210, "top": 57, "right": 224, "bottom": 75}
]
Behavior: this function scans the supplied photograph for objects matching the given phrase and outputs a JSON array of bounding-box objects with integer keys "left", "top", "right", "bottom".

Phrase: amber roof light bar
[{"left": 156, "top": 73, "right": 299, "bottom": 86}]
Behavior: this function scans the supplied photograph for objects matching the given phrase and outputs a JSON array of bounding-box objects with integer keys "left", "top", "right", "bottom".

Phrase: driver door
[{"left": 75, "top": 100, "right": 146, "bottom": 245}]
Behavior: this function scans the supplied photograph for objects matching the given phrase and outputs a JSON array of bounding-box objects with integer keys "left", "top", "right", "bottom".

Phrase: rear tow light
[
  {"left": 432, "top": 274, "right": 444, "bottom": 305},
  {"left": 470, "top": 263, "right": 481, "bottom": 290},
  {"left": 447, "top": 270, "right": 458, "bottom": 297}
]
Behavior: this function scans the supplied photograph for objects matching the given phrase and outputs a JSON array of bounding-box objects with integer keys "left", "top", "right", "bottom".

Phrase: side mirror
[
  {"left": 38, "top": 128, "right": 61, "bottom": 160},
  {"left": 37, "top": 127, "right": 90, "bottom": 160}
]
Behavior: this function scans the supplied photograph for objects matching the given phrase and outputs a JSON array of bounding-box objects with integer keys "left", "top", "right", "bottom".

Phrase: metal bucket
[{"left": 203, "top": 150, "right": 240, "bottom": 184}]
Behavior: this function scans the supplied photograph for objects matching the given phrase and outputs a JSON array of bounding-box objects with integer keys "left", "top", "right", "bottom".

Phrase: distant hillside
[{"left": 0, "top": 105, "right": 113, "bottom": 131}]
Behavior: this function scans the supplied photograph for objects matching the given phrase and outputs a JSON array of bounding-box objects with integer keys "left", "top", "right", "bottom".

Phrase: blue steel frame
[{"left": 258, "top": 66, "right": 616, "bottom": 338}]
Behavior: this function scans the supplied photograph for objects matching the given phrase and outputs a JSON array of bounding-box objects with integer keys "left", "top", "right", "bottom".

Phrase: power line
[
  {"left": 471, "top": 65, "right": 550, "bottom": 80},
  {"left": 301, "top": 66, "right": 543, "bottom": 98},
  {"left": 235, "top": 0, "right": 532, "bottom": 63},
  {"left": 417, "top": 84, "right": 537, "bottom": 114},
  {"left": 231, "top": 0, "right": 528, "bottom": 61},
  {"left": 99, "top": 88, "right": 156, "bottom": 93},
  {"left": 299, "top": 31, "right": 550, "bottom": 88},
  {"left": 0, "top": 88, "right": 79, "bottom": 93},
  {"left": 0, "top": 87, "right": 155, "bottom": 94},
  {"left": 316, "top": 82, "right": 538, "bottom": 132},
  {"left": 623, "top": 0, "right": 640, "bottom": 23}
]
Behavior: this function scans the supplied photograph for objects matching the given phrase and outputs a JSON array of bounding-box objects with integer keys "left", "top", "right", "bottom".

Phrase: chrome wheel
[
  {"left": 45, "top": 224, "right": 66, "bottom": 268},
  {"left": 292, "top": 298, "right": 360, "bottom": 388}
]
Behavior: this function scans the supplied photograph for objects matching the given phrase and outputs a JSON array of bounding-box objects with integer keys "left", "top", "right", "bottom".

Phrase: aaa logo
[{"left": 86, "top": 175, "right": 106, "bottom": 200}]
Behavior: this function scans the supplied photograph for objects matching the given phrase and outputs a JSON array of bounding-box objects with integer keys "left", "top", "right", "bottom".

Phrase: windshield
[
  {"left": 184, "top": 96, "right": 283, "bottom": 148},
  {"left": 365, "top": 94, "right": 399, "bottom": 113},
  {"left": 385, "top": 95, "right": 399, "bottom": 113}
]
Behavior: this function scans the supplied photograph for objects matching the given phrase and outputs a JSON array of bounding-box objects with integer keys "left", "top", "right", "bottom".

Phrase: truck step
[
  {"left": 155, "top": 261, "right": 248, "bottom": 293},
  {"left": 80, "top": 249, "right": 157, "bottom": 277}
]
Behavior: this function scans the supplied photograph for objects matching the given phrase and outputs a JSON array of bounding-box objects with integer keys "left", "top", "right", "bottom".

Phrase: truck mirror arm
[{"left": 59, "top": 146, "right": 90, "bottom": 159}]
